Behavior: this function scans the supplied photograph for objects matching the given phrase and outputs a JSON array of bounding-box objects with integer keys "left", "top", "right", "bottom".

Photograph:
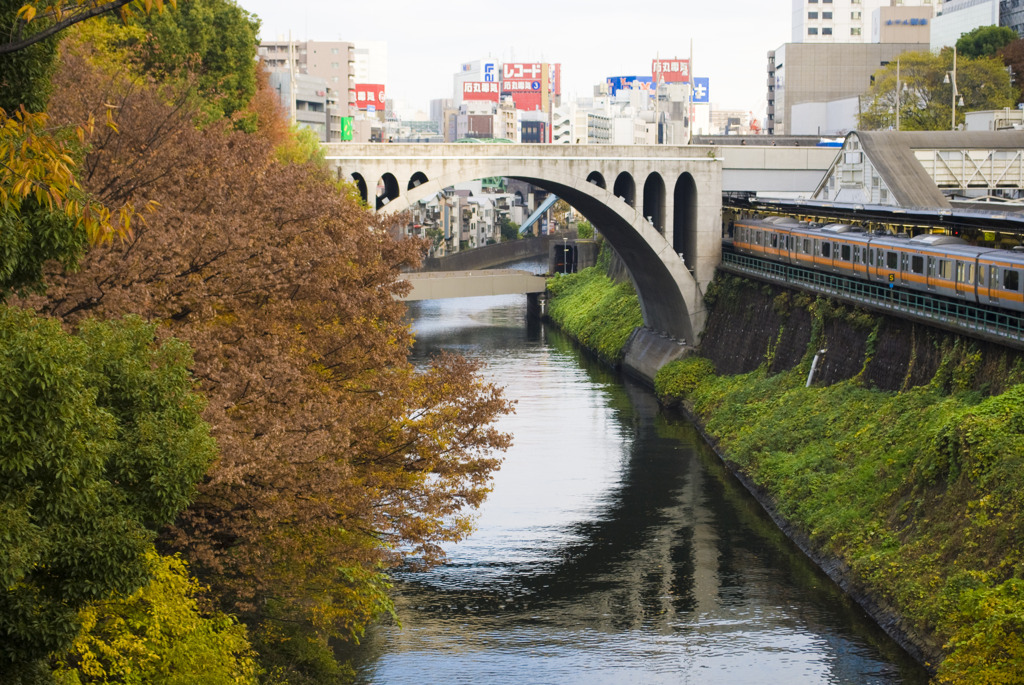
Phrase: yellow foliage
[
  {"left": 0, "top": 106, "right": 140, "bottom": 245},
  {"left": 52, "top": 548, "right": 259, "bottom": 685}
]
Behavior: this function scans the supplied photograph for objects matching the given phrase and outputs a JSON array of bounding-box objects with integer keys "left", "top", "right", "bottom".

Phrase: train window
[
  {"left": 771, "top": 233, "right": 778, "bottom": 248},
  {"left": 755, "top": 231, "right": 762, "bottom": 245},
  {"left": 821, "top": 242, "right": 831, "bottom": 258},
  {"left": 939, "top": 260, "right": 951, "bottom": 280},
  {"left": 927, "top": 257, "right": 936, "bottom": 277},
  {"left": 802, "top": 238, "right": 810, "bottom": 253},
  {"left": 1005, "top": 269, "right": 1020, "bottom": 292},
  {"left": 840, "top": 244, "right": 851, "bottom": 261},
  {"left": 990, "top": 266, "right": 999, "bottom": 288},
  {"left": 853, "top": 247, "right": 862, "bottom": 264},
  {"left": 911, "top": 255, "right": 924, "bottom": 274},
  {"left": 867, "top": 249, "right": 874, "bottom": 266},
  {"left": 886, "top": 251, "right": 898, "bottom": 269},
  {"left": 956, "top": 262, "right": 973, "bottom": 284}
]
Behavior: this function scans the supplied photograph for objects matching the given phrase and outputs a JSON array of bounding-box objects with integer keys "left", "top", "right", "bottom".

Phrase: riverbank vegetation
[
  {"left": 2, "top": 4, "right": 510, "bottom": 683},
  {"left": 545, "top": 245, "right": 642, "bottom": 365},
  {"left": 547, "top": 260, "right": 1024, "bottom": 683}
]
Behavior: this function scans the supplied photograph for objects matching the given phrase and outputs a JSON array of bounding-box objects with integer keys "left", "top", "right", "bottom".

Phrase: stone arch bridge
[{"left": 324, "top": 143, "right": 722, "bottom": 345}]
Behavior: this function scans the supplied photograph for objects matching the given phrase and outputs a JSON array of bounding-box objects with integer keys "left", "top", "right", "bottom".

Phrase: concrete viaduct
[{"left": 325, "top": 143, "right": 723, "bottom": 346}]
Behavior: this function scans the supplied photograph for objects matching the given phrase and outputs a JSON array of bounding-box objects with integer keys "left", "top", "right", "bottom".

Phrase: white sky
[{"left": 237, "top": 0, "right": 790, "bottom": 122}]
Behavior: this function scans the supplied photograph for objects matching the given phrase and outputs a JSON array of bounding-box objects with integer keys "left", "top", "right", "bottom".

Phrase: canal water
[{"left": 345, "top": 291, "right": 930, "bottom": 684}]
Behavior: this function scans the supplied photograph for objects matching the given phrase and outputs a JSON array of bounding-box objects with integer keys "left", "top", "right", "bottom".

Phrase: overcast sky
[{"left": 236, "top": 0, "right": 790, "bottom": 121}]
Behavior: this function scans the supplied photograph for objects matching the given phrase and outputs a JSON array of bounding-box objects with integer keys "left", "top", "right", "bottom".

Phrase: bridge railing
[{"left": 721, "top": 252, "right": 1024, "bottom": 350}]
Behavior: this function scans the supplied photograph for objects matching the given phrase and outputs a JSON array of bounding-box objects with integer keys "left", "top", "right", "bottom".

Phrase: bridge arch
[
  {"left": 376, "top": 172, "right": 400, "bottom": 210},
  {"left": 380, "top": 162, "right": 705, "bottom": 343},
  {"left": 673, "top": 173, "right": 698, "bottom": 271},
  {"left": 351, "top": 172, "right": 369, "bottom": 206},
  {"left": 613, "top": 172, "right": 636, "bottom": 208},
  {"left": 408, "top": 171, "right": 429, "bottom": 190},
  {"left": 643, "top": 172, "right": 666, "bottom": 236},
  {"left": 587, "top": 171, "right": 607, "bottom": 189}
]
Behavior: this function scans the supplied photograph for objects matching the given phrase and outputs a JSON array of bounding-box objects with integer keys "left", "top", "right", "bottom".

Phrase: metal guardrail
[{"left": 720, "top": 252, "right": 1024, "bottom": 350}]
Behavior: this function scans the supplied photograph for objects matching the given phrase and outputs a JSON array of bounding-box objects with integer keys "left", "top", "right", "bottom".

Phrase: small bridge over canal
[{"left": 400, "top": 269, "right": 547, "bottom": 301}]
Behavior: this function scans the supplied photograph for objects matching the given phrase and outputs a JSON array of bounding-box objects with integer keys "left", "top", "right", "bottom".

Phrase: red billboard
[
  {"left": 651, "top": 58, "right": 690, "bottom": 84},
  {"left": 354, "top": 83, "right": 385, "bottom": 110},
  {"left": 462, "top": 81, "right": 500, "bottom": 102},
  {"left": 501, "top": 63, "right": 560, "bottom": 111}
]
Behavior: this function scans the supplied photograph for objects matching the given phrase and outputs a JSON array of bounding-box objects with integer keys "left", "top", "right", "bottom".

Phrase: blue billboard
[
  {"left": 692, "top": 77, "right": 709, "bottom": 104},
  {"left": 605, "top": 75, "right": 654, "bottom": 96}
]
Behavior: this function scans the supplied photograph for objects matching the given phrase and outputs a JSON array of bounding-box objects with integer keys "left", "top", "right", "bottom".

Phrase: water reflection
[{"left": 343, "top": 295, "right": 928, "bottom": 685}]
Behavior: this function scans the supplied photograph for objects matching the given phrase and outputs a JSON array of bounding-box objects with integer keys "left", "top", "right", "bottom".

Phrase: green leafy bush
[
  {"left": 546, "top": 266, "right": 642, "bottom": 364},
  {"left": 654, "top": 356, "right": 715, "bottom": 404}
]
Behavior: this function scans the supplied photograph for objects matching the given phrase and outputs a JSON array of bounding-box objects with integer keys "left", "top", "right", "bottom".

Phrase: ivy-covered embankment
[{"left": 546, "top": 264, "right": 1024, "bottom": 684}]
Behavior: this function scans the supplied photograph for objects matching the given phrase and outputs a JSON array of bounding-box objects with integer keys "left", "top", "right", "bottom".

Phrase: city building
[
  {"left": 792, "top": 0, "right": 936, "bottom": 44},
  {"left": 930, "top": 0, "right": 1000, "bottom": 48},
  {"left": 767, "top": 42, "right": 929, "bottom": 135},
  {"left": 258, "top": 39, "right": 356, "bottom": 141},
  {"left": 267, "top": 72, "right": 329, "bottom": 141}
]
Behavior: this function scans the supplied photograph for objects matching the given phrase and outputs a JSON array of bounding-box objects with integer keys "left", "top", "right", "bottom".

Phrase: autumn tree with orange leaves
[{"left": 25, "top": 35, "right": 513, "bottom": 664}]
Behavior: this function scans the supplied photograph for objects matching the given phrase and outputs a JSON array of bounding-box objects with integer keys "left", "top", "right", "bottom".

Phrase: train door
[
  {"left": 954, "top": 260, "right": 973, "bottom": 300},
  {"left": 982, "top": 264, "right": 1000, "bottom": 305},
  {"left": 925, "top": 256, "right": 937, "bottom": 292}
]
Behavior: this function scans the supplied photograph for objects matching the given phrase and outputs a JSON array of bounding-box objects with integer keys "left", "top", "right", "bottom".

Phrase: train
[{"left": 730, "top": 215, "right": 1024, "bottom": 313}]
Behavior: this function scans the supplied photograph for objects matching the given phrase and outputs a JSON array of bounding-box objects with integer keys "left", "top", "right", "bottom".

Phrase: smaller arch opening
[
  {"left": 350, "top": 172, "right": 369, "bottom": 206},
  {"left": 408, "top": 171, "right": 429, "bottom": 190},
  {"left": 376, "top": 173, "right": 400, "bottom": 211},
  {"left": 613, "top": 172, "right": 636, "bottom": 208},
  {"left": 586, "top": 171, "right": 606, "bottom": 189},
  {"left": 643, "top": 172, "right": 666, "bottom": 235}
]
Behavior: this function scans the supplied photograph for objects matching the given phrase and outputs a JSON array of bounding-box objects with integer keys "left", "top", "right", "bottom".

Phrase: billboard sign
[
  {"left": 483, "top": 61, "right": 498, "bottom": 82},
  {"left": 354, "top": 83, "right": 385, "bottom": 111},
  {"left": 606, "top": 75, "right": 654, "bottom": 96},
  {"left": 651, "top": 58, "right": 690, "bottom": 84},
  {"left": 463, "top": 81, "right": 501, "bottom": 102},
  {"left": 692, "top": 77, "right": 709, "bottom": 103},
  {"left": 501, "top": 62, "right": 560, "bottom": 111},
  {"left": 503, "top": 62, "right": 544, "bottom": 81}
]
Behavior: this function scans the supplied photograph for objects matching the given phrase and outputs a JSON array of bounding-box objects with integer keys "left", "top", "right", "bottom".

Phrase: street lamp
[
  {"left": 562, "top": 236, "right": 568, "bottom": 274},
  {"left": 943, "top": 46, "right": 965, "bottom": 130}
]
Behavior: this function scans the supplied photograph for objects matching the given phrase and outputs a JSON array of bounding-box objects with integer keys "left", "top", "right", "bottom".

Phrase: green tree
[
  {"left": 0, "top": 307, "right": 217, "bottom": 680},
  {"left": 956, "top": 25, "right": 1017, "bottom": 59},
  {"left": 577, "top": 220, "right": 594, "bottom": 240},
  {"left": 500, "top": 216, "right": 520, "bottom": 242},
  {"left": 126, "top": 0, "right": 260, "bottom": 122},
  {"left": 0, "top": 0, "right": 172, "bottom": 55},
  {"left": 859, "top": 49, "right": 1015, "bottom": 130}
]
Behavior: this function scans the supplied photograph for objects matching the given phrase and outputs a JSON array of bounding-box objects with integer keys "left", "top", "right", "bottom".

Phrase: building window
[
  {"left": 851, "top": 10, "right": 861, "bottom": 18},
  {"left": 808, "top": 10, "right": 818, "bottom": 18},
  {"left": 808, "top": 27, "right": 819, "bottom": 34},
  {"left": 851, "top": 27, "right": 861, "bottom": 35},
  {"left": 823, "top": 27, "right": 832, "bottom": 34},
  {"left": 331, "top": 47, "right": 339, "bottom": 54},
  {"left": 823, "top": 11, "right": 832, "bottom": 18}
]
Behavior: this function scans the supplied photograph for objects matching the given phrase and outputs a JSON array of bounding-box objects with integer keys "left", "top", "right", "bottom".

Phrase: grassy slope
[{"left": 547, "top": 265, "right": 1024, "bottom": 684}]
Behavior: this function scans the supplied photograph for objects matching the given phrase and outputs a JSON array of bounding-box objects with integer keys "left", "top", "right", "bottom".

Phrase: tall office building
[
  {"left": 258, "top": 39, "right": 357, "bottom": 141},
  {"left": 792, "top": 0, "right": 936, "bottom": 43}
]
